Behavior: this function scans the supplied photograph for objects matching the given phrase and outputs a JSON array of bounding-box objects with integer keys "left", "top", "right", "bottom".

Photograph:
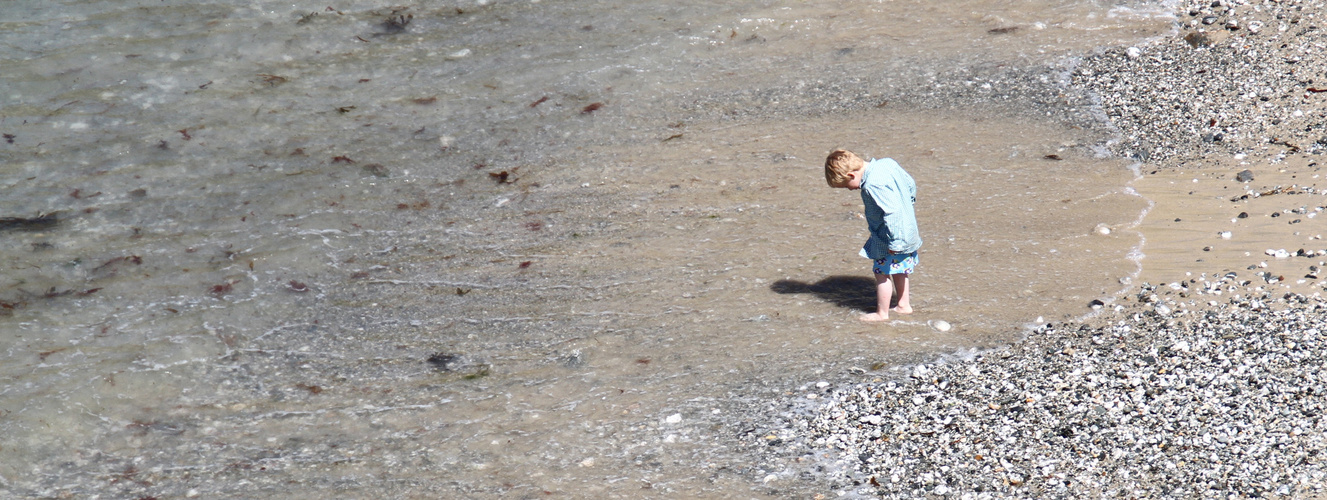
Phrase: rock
[
  {"left": 665, "top": 413, "right": 682, "bottom": 424},
  {"left": 931, "top": 320, "right": 951, "bottom": 332},
  {"left": 1126, "top": 47, "right": 1142, "bottom": 59},
  {"left": 1236, "top": 169, "right": 1254, "bottom": 182},
  {"left": 1184, "top": 29, "right": 1228, "bottom": 47}
]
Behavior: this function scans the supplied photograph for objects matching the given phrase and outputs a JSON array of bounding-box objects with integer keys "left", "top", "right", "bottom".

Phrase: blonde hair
[{"left": 824, "top": 149, "right": 865, "bottom": 187}]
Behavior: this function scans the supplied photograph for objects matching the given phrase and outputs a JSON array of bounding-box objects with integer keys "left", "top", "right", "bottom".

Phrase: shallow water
[{"left": 1, "top": 0, "right": 1173, "bottom": 496}]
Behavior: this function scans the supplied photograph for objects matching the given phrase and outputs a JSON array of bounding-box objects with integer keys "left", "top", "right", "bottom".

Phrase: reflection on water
[{"left": 0, "top": 0, "right": 1174, "bottom": 496}]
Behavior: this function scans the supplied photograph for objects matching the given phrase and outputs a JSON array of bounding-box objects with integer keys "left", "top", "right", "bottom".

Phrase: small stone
[
  {"left": 1236, "top": 169, "right": 1254, "bottom": 182},
  {"left": 665, "top": 413, "right": 682, "bottom": 424},
  {"left": 1125, "top": 47, "right": 1142, "bottom": 59},
  {"left": 931, "top": 320, "right": 951, "bottom": 332},
  {"left": 1220, "top": 231, "right": 1233, "bottom": 240}
]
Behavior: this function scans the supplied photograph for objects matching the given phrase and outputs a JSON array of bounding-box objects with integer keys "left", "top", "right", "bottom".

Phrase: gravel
[
  {"left": 776, "top": 282, "right": 1327, "bottom": 498},
  {"left": 1072, "top": 0, "right": 1327, "bottom": 164}
]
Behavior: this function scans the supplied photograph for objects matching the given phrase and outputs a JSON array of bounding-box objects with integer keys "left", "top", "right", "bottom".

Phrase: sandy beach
[
  {"left": 5, "top": 0, "right": 1326, "bottom": 497},
  {"left": 773, "top": 0, "right": 1327, "bottom": 496}
]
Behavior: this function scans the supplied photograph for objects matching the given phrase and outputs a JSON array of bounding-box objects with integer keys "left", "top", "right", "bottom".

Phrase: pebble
[
  {"left": 1072, "top": 0, "right": 1327, "bottom": 163},
  {"left": 931, "top": 320, "right": 951, "bottom": 332},
  {"left": 780, "top": 280, "right": 1327, "bottom": 497}
]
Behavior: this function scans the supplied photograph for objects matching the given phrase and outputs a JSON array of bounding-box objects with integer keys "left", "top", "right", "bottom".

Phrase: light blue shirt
[{"left": 858, "top": 158, "right": 921, "bottom": 259}]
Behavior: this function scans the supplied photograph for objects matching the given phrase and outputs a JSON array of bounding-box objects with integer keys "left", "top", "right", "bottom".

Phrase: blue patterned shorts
[{"left": 872, "top": 251, "right": 918, "bottom": 275}]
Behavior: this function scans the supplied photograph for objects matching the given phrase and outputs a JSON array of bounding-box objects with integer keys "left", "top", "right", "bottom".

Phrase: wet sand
[
  {"left": 1132, "top": 156, "right": 1327, "bottom": 296},
  {"left": 0, "top": 1, "right": 1242, "bottom": 497},
  {"left": 782, "top": 0, "right": 1327, "bottom": 496}
]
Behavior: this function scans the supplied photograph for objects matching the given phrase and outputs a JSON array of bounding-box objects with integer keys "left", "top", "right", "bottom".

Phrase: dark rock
[
  {"left": 363, "top": 164, "right": 390, "bottom": 177},
  {"left": 0, "top": 213, "right": 59, "bottom": 232},
  {"left": 1236, "top": 169, "right": 1254, "bottom": 182},
  {"left": 427, "top": 353, "right": 462, "bottom": 371}
]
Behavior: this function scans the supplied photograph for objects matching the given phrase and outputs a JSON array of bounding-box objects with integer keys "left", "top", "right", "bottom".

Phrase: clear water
[{"left": 0, "top": 0, "right": 1175, "bottom": 496}]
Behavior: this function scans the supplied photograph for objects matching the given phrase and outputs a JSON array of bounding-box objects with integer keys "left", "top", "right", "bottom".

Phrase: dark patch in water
[
  {"left": 0, "top": 213, "right": 59, "bottom": 232},
  {"left": 770, "top": 275, "right": 877, "bottom": 312},
  {"left": 427, "top": 353, "right": 461, "bottom": 371}
]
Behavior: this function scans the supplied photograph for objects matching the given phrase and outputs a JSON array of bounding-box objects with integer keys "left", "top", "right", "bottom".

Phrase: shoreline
[{"left": 763, "top": 0, "right": 1327, "bottom": 496}]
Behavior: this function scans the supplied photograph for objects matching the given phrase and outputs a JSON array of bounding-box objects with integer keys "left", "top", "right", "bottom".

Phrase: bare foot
[
  {"left": 859, "top": 312, "right": 890, "bottom": 322},
  {"left": 891, "top": 305, "right": 913, "bottom": 315}
]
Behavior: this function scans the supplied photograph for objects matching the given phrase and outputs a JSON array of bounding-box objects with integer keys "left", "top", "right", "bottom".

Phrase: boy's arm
[{"left": 864, "top": 183, "right": 901, "bottom": 215}]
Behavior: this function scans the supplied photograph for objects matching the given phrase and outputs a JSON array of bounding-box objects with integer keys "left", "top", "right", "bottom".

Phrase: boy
[{"left": 824, "top": 149, "right": 921, "bottom": 322}]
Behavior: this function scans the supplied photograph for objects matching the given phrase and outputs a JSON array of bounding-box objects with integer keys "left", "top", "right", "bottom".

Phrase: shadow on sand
[{"left": 770, "top": 276, "right": 876, "bottom": 313}]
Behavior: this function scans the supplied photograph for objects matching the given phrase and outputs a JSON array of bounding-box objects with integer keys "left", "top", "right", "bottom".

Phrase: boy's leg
[
  {"left": 890, "top": 273, "right": 912, "bottom": 314},
  {"left": 860, "top": 271, "right": 893, "bottom": 322}
]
